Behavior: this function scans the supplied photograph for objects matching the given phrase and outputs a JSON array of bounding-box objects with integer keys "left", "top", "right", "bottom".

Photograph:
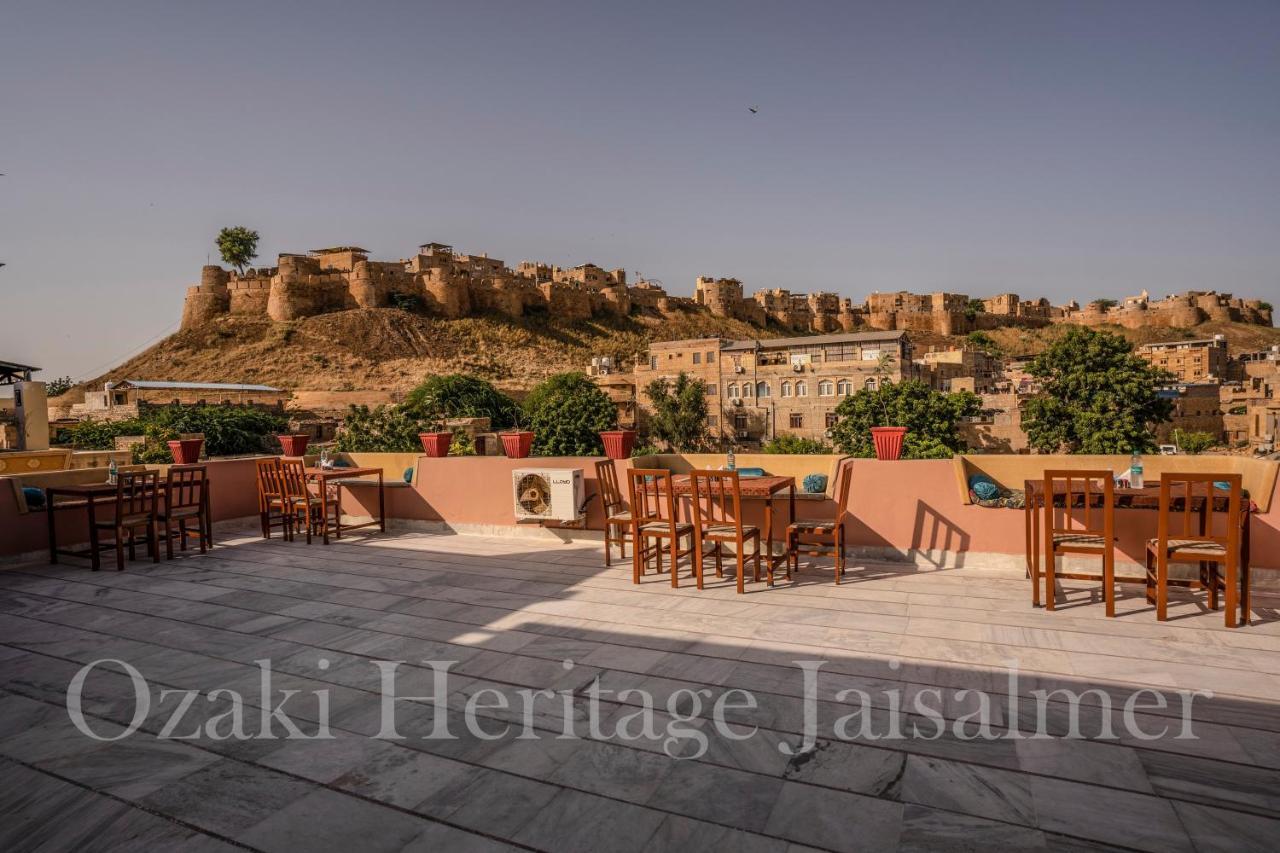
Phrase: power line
[{"left": 72, "top": 320, "right": 181, "bottom": 383}]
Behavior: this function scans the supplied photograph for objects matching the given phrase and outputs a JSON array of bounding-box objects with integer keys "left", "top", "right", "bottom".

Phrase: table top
[
  {"left": 46, "top": 481, "right": 148, "bottom": 497},
  {"left": 669, "top": 474, "right": 795, "bottom": 497},
  {"left": 304, "top": 466, "right": 383, "bottom": 480}
]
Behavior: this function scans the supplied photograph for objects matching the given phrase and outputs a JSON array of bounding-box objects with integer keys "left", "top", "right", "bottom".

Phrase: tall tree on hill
[
  {"left": 1021, "top": 326, "right": 1173, "bottom": 454},
  {"left": 216, "top": 226, "right": 260, "bottom": 273},
  {"left": 644, "top": 372, "right": 710, "bottom": 452}
]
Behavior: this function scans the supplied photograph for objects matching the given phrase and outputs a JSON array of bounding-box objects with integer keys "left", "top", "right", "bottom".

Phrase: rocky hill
[{"left": 68, "top": 308, "right": 1278, "bottom": 414}]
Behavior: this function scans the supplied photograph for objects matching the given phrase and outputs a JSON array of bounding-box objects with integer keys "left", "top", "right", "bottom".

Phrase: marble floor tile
[
  {"left": 139, "top": 758, "right": 314, "bottom": 836},
  {"left": 514, "top": 788, "right": 667, "bottom": 853},
  {"left": 763, "top": 780, "right": 904, "bottom": 852},
  {"left": 237, "top": 787, "right": 428, "bottom": 853}
]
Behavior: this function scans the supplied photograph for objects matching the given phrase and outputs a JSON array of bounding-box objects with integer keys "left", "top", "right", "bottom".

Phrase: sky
[{"left": 2, "top": 0, "right": 1278, "bottom": 382}]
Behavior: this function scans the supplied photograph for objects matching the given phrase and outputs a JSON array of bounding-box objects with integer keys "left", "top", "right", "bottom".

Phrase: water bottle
[
  {"left": 727, "top": 446, "right": 736, "bottom": 471},
  {"left": 1129, "top": 451, "right": 1143, "bottom": 490},
  {"left": 108, "top": 459, "right": 118, "bottom": 486}
]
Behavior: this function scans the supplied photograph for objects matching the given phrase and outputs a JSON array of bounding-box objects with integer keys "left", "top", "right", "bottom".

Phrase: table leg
[
  {"left": 46, "top": 492, "right": 58, "bottom": 564},
  {"left": 762, "top": 495, "right": 773, "bottom": 585},
  {"left": 87, "top": 495, "right": 101, "bottom": 572},
  {"left": 378, "top": 472, "right": 385, "bottom": 532},
  {"left": 320, "top": 477, "right": 331, "bottom": 545}
]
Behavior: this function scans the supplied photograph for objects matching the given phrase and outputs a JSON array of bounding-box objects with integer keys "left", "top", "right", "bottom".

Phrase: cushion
[
  {"left": 802, "top": 473, "right": 828, "bottom": 494},
  {"left": 22, "top": 487, "right": 46, "bottom": 509},
  {"left": 403, "top": 468, "right": 414, "bottom": 484},
  {"left": 736, "top": 467, "right": 765, "bottom": 478},
  {"left": 968, "top": 473, "right": 1000, "bottom": 501}
]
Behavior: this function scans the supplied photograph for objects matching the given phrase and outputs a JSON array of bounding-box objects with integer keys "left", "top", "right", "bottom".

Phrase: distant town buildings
[{"left": 1137, "top": 336, "right": 1230, "bottom": 383}]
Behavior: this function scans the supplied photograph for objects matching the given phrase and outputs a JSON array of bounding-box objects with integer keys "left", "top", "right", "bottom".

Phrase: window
[
  {"left": 705, "top": 384, "right": 717, "bottom": 396},
  {"left": 789, "top": 413, "right": 804, "bottom": 429},
  {"left": 795, "top": 380, "right": 807, "bottom": 397},
  {"left": 692, "top": 352, "right": 701, "bottom": 364},
  {"left": 649, "top": 356, "right": 657, "bottom": 370},
  {"left": 836, "top": 379, "right": 851, "bottom": 396},
  {"left": 825, "top": 412, "right": 839, "bottom": 428},
  {"left": 727, "top": 384, "right": 739, "bottom": 399},
  {"left": 734, "top": 414, "right": 748, "bottom": 430},
  {"left": 706, "top": 351, "right": 715, "bottom": 363},
  {"left": 755, "top": 381, "right": 770, "bottom": 398},
  {"left": 707, "top": 415, "right": 718, "bottom": 427},
  {"left": 743, "top": 383, "right": 753, "bottom": 398},
  {"left": 818, "top": 380, "right": 834, "bottom": 396},
  {"left": 781, "top": 381, "right": 793, "bottom": 398},
  {"left": 865, "top": 377, "right": 877, "bottom": 390}
]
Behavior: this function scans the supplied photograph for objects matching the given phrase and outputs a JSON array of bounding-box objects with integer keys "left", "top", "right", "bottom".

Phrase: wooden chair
[
  {"left": 689, "top": 470, "right": 762, "bottom": 593},
  {"left": 1145, "top": 473, "right": 1246, "bottom": 626},
  {"left": 1040, "top": 470, "right": 1116, "bottom": 616},
  {"left": 255, "top": 458, "right": 290, "bottom": 539},
  {"left": 92, "top": 470, "right": 160, "bottom": 571},
  {"left": 158, "top": 464, "right": 211, "bottom": 558},
  {"left": 628, "top": 469, "right": 695, "bottom": 587},
  {"left": 280, "top": 458, "right": 331, "bottom": 544},
  {"left": 787, "top": 460, "right": 852, "bottom": 583},
  {"left": 594, "top": 459, "right": 631, "bottom": 566}
]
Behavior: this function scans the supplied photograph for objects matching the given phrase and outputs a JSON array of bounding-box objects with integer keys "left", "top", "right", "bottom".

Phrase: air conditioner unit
[
  {"left": 512, "top": 468, "right": 585, "bottom": 523},
  {"left": 792, "top": 364, "right": 804, "bottom": 372},
  {"left": 737, "top": 430, "right": 749, "bottom": 439},
  {"left": 734, "top": 365, "right": 745, "bottom": 374},
  {"left": 732, "top": 398, "right": 743, "bottom": 407}
]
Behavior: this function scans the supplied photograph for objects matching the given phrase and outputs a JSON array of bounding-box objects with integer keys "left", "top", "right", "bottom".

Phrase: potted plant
[
  {"left": 167, "top": 436, "right": 204, "bottom": 464},
  {"left": 599, "top": 427, "right": 637, "bottom": 460},
  {"left": 277, "top": 433, "right": 311, "bottom": 456},
  {"left": 500, "top": 413, "right": 534, "bottom": 459},
  {"left": 867, "top": 352, "right": 907, "bottom": 461},
  {"left": 418, "top": 423, "right": 453, "bottom": 457}
]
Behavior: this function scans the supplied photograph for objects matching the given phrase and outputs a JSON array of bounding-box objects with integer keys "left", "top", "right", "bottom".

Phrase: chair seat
[
  {"left": 1052, "top": 532, "right": 1107, "bottom": 548},
  {"left": 606, "top": 511, "right": 631, "bottom": 524},
  {"left": 789, "top": 520, "right": 838, "bottom": 533},
  {"left": 702, "top": 523, "right": 759, "bottom": 538},
  {"left": 94, "top": 511, "right": 153, "bottom": 528},
  {"left": 159, "top": 505, "right": 202, "bottom": 521},
  {"left": 1147, "top": 538, "right": 1228, "bottom": 558},
  {"left": 639, "top": 521, "right": 693, "bottom": 536}
]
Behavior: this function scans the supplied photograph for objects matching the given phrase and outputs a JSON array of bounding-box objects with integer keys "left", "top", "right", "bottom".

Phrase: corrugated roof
[
  {"left": 721, "top": 330, "right": 907, "bottom": 352},
  {"left": 117, "top": 380, "right": 283, "bottom": 393}
]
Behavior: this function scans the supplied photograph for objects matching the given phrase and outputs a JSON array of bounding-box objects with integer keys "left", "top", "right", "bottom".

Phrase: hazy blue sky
[{"left": 2, "top": 0, "right": 1278, "bottom": 380}]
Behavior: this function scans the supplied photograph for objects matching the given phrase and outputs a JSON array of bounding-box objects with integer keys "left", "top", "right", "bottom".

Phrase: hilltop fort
[{"left": 181, "top": 242, "right": 1273, "bottom": 335}]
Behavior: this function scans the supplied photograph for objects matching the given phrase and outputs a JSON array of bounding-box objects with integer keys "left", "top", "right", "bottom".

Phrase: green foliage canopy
[
  {"left": 761, "top": 434, "right": 833, "bottom": 454},
  {"left": 56, "top": 405, "right": 287, "bottom": 462},
  {"left": 643, "top": 372, "right": 710, "bottom": 452},
  {"left": 215, "top": 226, "right": 260, "bottom": 273},
  {"left": 403, "top": 374, "right": 520, "bottom": 430},
  {"left": 828, "top": 380, "right": 981, "bottom": 459},
  {"left": 44, "top": 376, "right": 75, "bottom": 397},
  {"left": 332, "top": 404, "right": 428, "bottom": 452},
  {"left": 523, "top": 372, "right": 616, "bottom": 456},
  {"left": 1021, "top": 327, "right": 1173, "bottom": 454},
  {"left": 1174, "top": 430, "right": 1217, "bottom": 455}
]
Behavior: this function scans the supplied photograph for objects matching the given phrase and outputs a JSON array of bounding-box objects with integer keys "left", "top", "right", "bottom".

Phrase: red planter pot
[
  {"left": 870, "top": 427, "right": 907, "bottom": 461},
  {"left": 277, "top": 434, "right": 310, "bottom": 456},
  {"left": 501, "top": 431, "right": 535, "bottom": 459},
  {"left": 167, "top": 438, "right": 204, "bottom": 464},
  {"left": 599, "top": 429, "right": 637, "bottom": 460},
  {"left": 419, "top": 431, "right": 453, "bottom": 457}
]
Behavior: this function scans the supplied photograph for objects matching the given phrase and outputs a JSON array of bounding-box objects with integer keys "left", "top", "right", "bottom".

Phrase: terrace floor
[{"left": 2, "top": 529, "right": 1280, "bottom": 852}]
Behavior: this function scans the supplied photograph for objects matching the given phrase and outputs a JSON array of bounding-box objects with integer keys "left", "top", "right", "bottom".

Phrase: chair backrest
[
  {"left": 595, "top": 460, "right": 627, "bottom": 515},
  {"left": 1043, "top": 469, "right": 1114, "bottom": 540},
  {"left": 628, "top": 468, "right": 678, "bottom": 530},
  {"left": 279, "top": 458, "right": 310, "bottom": 501},
  {"left": 831, "top": 459, "right": 853, "bottom": 522},
  {"left": 255, "top": 458, "right": 282, "bottom": 511},
  {"left": 166, "top": 464, "right": 207, "bottom": 512},
  {"left": 689, "top": 470, "right": 745, "bottom": 539},
  {"left": 116, "top": 469, "right": 159, "bottom": 519},
  {"left": 1157, "top": 472, "right": 1242, "bottom": 553}
]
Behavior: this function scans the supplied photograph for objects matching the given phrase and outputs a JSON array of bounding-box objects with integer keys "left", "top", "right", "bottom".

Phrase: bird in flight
[{"left": 748, "top": 106, "right": 758, "bottom": 114}]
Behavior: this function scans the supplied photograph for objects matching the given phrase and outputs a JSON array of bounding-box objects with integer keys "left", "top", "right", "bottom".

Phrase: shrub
[
  {"left": 762, "top": 435, "right": 833, "bottom": 454},
  {"left": 142, "top": 405, "right": 287, "bottom": 457},
  {"left": 403, "top": 374, "right": 520, "bottom": 430},
  {"left": 523, "top": 372, "right": 615, "bottom": 456},
  {"left": 44, "top": 376, "right": 75, "bottom": 397},
  {"left": 56, "top": 417, "right": 146, "bottom": 450},
  {"left": 643, "top": 372, "right": 709, "bottom": 452},
  {"left": 828, "top": 380, "right": 981, "bottom": 459},
  {"left": 1175, "top": 430, "right": 1217, "bottom": 455},
  {"left": 332, "top": 405, "right": 428, "bottom": 453}
]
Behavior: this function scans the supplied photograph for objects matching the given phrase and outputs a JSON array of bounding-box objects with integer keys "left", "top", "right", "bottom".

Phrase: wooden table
[
  {"left": 46, "top": 480, "right": 180, "bottom": 571},
  {"left": 669, "top": 474, "right": 796, "bottom": 581},
  {"left": 1024, "top": 479, "right": 1252, "bottom": 618},
  {"left": 304, "top": 466, "right": 385, "bottom": 545}
]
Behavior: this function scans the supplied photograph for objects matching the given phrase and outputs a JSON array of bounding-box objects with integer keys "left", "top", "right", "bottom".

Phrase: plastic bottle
[
  {"left": 727, "top": 445, "right": 736, "bottom": 471},
  {"left": 1129, "top": 451, "right": 1144, "bottom": 490},
  {"left": 108, "top": 459, "right": 118, "bottom": 486}
]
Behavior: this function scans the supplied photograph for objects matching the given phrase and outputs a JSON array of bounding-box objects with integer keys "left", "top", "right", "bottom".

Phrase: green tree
[
  {"left": 643, "top": 372, "right": 709, "bottom": 452},
  {"left": 215, "top": 226, "right": 260, "bottom": 273},
  {"left": 523, "top": 372, "right": 616, "bottom": 456},
  {"left": 44, "top": 376, "right": 75, "bottom": 397},
  {"left": 762, "top": 434, "right": 832, "bottom": 454},
  {"left": 1090, "top": 298, "right": 1118, "bottom": 311},
  {"left": 829, "top": 380, "right": 981, "bottom": 459},
  {"left": 332, "top": 404, "right": 428, "bottom": 452},
  {"left": 1174, "top": 430, "right": 1217, "bottom": 455},
  {"left": 1021, "top": 326, "right": 1173, "bottom": 454},
  {"left": 965, "top": 331, "right": 1000, "bottom": 354},
  {"left": 403, "top": 373, "right": 520, "bottom": 430}
]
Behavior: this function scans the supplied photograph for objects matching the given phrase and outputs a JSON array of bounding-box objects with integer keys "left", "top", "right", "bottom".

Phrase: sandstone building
[{"left": 1137, "top": 337, "right": 1230, "bottom": 383}]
